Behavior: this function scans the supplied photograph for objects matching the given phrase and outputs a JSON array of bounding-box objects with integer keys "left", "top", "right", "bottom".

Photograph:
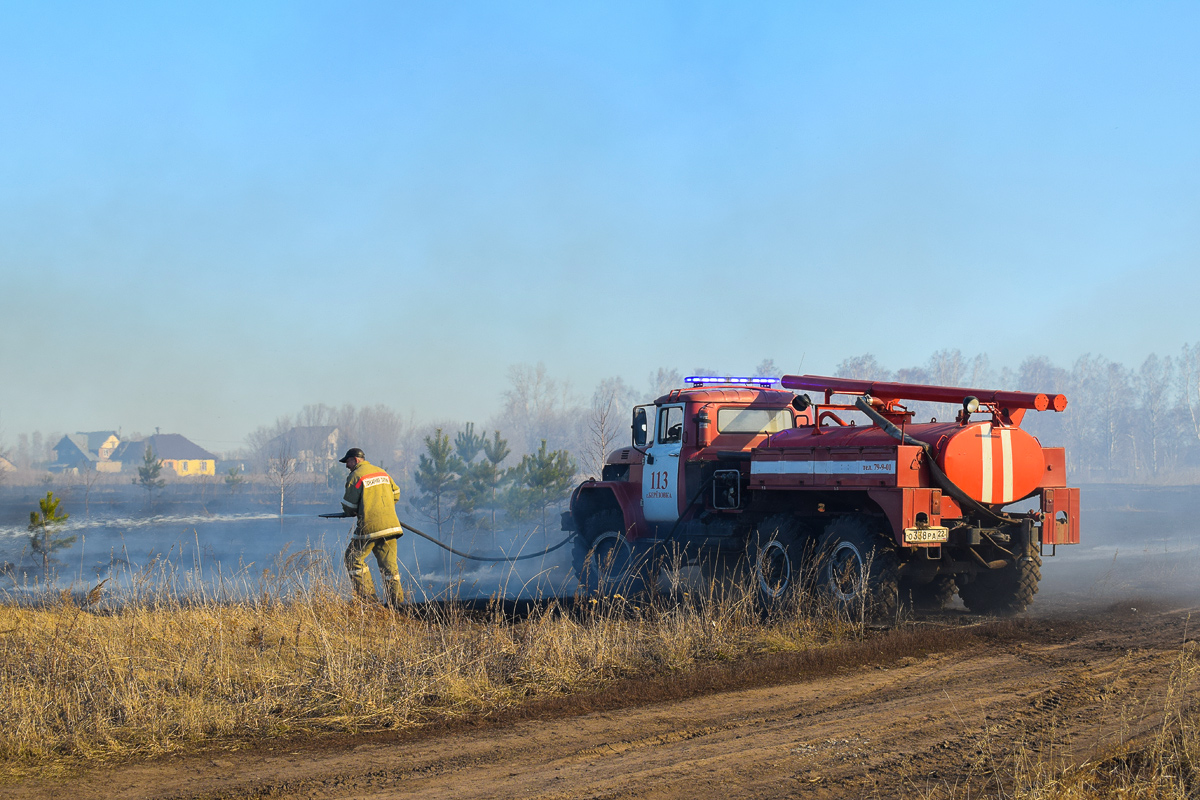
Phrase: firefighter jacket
[{"left": 341, "top": 461, "right": 403, "bottom": 540}]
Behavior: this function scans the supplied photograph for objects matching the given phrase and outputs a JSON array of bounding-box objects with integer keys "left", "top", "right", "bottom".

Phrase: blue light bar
[{"left": 684, "top": 376, "right": 779, "bottom": 387}]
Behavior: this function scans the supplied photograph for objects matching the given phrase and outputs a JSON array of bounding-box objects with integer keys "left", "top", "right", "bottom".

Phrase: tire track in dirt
[{"left": 5, "top": 605, "right": 1194, "bottom": 800}]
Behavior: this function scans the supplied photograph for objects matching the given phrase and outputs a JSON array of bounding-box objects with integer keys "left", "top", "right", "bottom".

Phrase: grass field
[
  {"left": 1, "top": 552, "right": 1196, "bottom": 798},
  {"left": 0, "top": 551, "right": 867, "bottom": 780}
]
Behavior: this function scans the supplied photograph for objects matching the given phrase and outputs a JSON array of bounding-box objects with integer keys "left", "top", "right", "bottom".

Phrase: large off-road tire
[
  {"left": 958, "top": 547, "right": 1041, "bottom": 615},
  {"left": 904, "top": 575, "right": 957, "bottom": 612},
  {"left": 573, "top": 514, "right": 647, "bottom": 598},
  {"left": 814, "top": 515, "right": 900, "bottom": 621},
  {"left": 748, "top": 515, "right": 802, "bottom": 612}
]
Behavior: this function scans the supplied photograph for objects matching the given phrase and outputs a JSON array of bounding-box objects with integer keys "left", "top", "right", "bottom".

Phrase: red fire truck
[{"left": 563, "top": 374, "right": 1080, "bottom": 615}]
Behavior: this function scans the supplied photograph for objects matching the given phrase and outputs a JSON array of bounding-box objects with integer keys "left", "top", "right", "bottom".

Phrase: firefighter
[{"left": 336, "top": 447, "right": 405, "bottom": 607}]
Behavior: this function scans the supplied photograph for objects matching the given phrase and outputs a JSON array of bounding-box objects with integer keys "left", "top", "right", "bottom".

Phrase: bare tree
[
  {"left": 585, "top": 382, "right": 621, "bottom": 480},
  {"left": 0, "top": 414, "right": 9, "bottom": 488},
  {"left": 16, "top": 433, "right": 30, "bottom": 470},
  {"left": 925, "top": 349, "right": 966, "bottom": 386},
  {"left": 78, "top": 460, "right": 102, "bottom": 518},
  {"left": 1180, "top": 342, "right": 1200, "bottom": 448},
  {"left": 835, "top": 354, "right": 893, "bottom": 382},
  {"left": 1062, "top": 354, "right": 1131, "bottom": 479},
  {"left": 647, "top": 367, "right": 682, "bottom": 401},
  {"left": 1136, "top": 354, "right": 1174, "bottom": 477},
  {"left": 752, "top": 359, "right": 780, "bottom": 381},
  {"left": 298, "top": 403, "right": 337, "bottom": 428},
  {"left": 198, "top": 472, "right": 212, "bottom": 514},
  {"left": 966, "top": 354, "right": 992, "bottom": 387},
  {"left": 267, "top": 439, "right": 298, "bottom": 518},
  {"left": 246, "top": 416, "right": 293, "bottom": 472},
  {"left": 355, "top": 404, "right": 406, "bottom": 468},
  {"left": 500, "top": 362, "right": 580, "bottom": 456}
]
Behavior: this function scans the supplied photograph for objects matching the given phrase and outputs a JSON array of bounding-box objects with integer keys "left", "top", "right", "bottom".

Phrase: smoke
[
  {"left": 2, "top": 478, "right": 1198, "bottom": 612},
  {"left": 1034, "top": 485, "right": 1200, "bottom": 610},
  {"left": 395, "top": 523, "right": 578, "bottom": 604}
]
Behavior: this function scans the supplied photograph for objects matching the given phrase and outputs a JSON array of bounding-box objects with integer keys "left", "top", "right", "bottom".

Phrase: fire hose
[{"left": 319, "top": 514, "right": 577, "bottom": 562}]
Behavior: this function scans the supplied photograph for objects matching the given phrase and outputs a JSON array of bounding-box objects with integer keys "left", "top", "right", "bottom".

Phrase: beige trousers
[{"left": 344, "top": 536, "right": 404, "bottom": 606}]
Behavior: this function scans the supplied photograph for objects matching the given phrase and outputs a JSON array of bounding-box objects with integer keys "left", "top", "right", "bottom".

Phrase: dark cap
[{"left": 338, "top": 447, "right": 365, "bottom": 464}]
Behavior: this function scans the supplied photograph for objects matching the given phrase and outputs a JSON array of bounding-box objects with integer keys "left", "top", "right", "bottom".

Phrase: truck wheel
[
  {"left": 815, "top": 516, "right": 899, "bottom": 620},
  {"left": 958, "top": 548, "right": 1041, "bottom": 614},
  {"left": 573, "top": 516, "right": 645, "bottom": 598},
  {"left": 904, "top": 575, "right": 957, "bottom": 611},
  {"left": 749, "top": 515, "right": 800, "bottom": 611}
]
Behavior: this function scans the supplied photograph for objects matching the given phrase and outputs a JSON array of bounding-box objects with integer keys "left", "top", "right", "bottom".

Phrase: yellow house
[
  {"left": 162, "top": 457, "right": 216, "bottom": 477},
  {"left": 112, "top": 434, "right": 217, "bottom": 477}
]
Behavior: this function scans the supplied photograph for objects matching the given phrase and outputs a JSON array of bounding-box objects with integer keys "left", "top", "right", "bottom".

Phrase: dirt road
[{"left": 7, "top": 602, "right": 1195, "bottom": 800}]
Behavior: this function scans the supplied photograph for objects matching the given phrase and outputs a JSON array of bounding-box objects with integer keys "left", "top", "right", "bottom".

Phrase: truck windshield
[{"left": 716, "top": 407, "right": 793, "bottom": 434}]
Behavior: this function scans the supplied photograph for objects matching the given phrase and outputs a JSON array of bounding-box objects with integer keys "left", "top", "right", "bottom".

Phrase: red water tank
[{"left": 924, "top": 422, "right": 1045, "bottom": 505}]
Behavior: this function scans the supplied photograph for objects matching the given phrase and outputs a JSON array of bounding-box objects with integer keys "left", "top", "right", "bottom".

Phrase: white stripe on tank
[{"left": 980, "top": 423, "right": 993, "bottom": 504}]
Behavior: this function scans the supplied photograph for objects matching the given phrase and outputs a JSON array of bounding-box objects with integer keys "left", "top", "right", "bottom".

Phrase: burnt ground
[{"left": 5, "top": 484, "right": 1200, "bottom": 800}]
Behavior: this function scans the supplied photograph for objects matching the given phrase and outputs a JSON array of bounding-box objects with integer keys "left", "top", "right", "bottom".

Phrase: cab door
[{"left": 642, "top": 404, "right": 685, "bottom": 522}]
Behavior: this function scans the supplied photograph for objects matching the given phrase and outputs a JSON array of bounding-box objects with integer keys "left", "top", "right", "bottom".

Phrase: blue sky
[{"left": 2, "top": 2, "right": 1198, "bottom": 451}]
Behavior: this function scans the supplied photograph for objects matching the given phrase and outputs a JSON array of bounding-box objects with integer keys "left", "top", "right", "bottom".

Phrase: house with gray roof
[
  {"left": 110, "top": 434, "right": 218, "bottom": 478},
  {"left": 51, "top": 431, "right": 122, "bottom": 473}
]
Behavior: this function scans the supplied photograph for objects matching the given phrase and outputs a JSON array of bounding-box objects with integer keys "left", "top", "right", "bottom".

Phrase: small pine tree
[
  {"left": 517, "top": 440, "right": 577, "bottom": 535},
  {"left": 454, "top": 422, "right": 485, "bottom": 464},
  {"left": 412, "top": 429, "right": 466, "bottom": 536},
  {"left": 452, "top": 423, "right": 489, "bottom": 527},
  {"left": 28, "top": 491, "right": 74, "bottom": 582},
  {"left": 225, "top": 465, "right": 246, "bottom": 493},
  {"left": 134, "top": 444, "right": 167, "bottom": 509},
  {"left": 479, "top": 430, "right": 511, "bottom": 537}
]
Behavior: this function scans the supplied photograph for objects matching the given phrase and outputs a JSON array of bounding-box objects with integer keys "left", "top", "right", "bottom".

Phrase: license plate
[{"left": 904, "top": 526, "right": 949, "bottom": 544}]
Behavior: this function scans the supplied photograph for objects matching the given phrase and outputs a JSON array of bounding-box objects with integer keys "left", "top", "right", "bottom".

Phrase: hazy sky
[{"left": 2, "top": 2, "right": 1198, "bottom": 452}]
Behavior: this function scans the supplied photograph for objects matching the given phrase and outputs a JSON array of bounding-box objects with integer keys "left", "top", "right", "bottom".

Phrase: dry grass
[
  {"left": 1006, "top": 641, "right": 1199, "bottom": 800},
  {"left": 0, "top": 549, "right": 867, "bottom": 780}
]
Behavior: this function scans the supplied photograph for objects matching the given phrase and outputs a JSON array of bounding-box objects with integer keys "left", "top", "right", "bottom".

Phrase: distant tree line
[{"left": 8, "top": 346, "right": 1200, "bottom": 499}]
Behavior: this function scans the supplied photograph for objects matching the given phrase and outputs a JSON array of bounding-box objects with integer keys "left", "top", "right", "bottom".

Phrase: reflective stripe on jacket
[{"left": 342, "top": 461, "right": 403, "bottom": 540}]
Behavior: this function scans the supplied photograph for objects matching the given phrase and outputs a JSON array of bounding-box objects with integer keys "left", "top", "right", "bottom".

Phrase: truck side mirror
[{"left": 632, "top": 408, "right": 648, "bottom": 447}]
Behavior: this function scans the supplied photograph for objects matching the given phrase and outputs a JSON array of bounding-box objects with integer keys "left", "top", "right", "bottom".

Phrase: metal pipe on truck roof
[{"left": 779, "top": 374, "right": 1066, "bottom": 412}]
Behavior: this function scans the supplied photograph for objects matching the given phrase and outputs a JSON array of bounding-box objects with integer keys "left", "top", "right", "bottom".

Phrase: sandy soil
[{"left": 6, "top": 602, "right": 1196, "bottom": 800}]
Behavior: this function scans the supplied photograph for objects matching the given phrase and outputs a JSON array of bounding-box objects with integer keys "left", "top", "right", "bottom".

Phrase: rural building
[
  {"left": 111, "top": 434, "right": 218, "bottom": 477},
  {"left": 263, "top": 426, "right": 341, "bottom": 473},
  {"left": 50, "top": 431, "right": 122, "bottom": 473}
]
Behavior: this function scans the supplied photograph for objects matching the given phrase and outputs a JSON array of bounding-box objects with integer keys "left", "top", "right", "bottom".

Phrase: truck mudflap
[
  {"left": 1041, "top": 487, "right": 1081, "bottom": 545},
  {"left": 868, "top": 487, "right": 946, "bottom": 548}
]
